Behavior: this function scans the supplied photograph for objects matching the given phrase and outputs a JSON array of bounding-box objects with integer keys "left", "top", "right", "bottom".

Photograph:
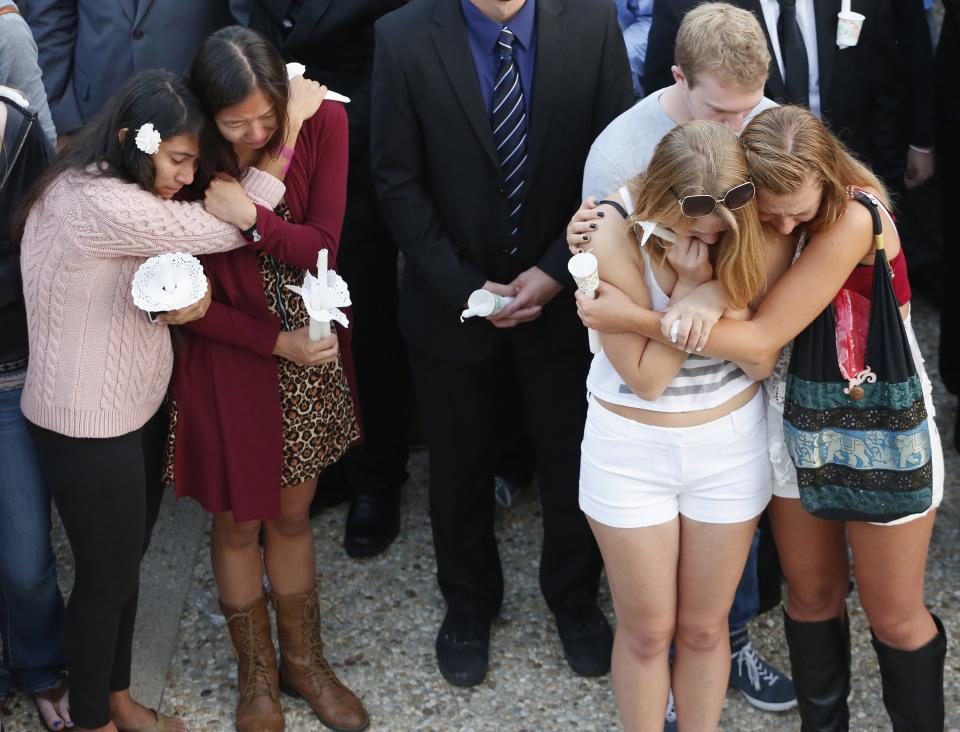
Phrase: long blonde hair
[
  {"left": 740, "top": 105, "right": 889, "bottom": 234},
  {"left": 625, "top": 120, "right": 766, "bottom": 310}
]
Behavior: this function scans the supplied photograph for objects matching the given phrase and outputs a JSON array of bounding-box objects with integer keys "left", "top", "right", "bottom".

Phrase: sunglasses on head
[{"left": 674, "top": 181, "right": 756, "bottom": 218}]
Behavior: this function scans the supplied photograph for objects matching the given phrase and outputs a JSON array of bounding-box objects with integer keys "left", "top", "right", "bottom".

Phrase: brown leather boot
[
  {"left": 269, "top": 589, "right": 369, "bottom": 732},
  {"left": 221, "top": 596, "right": 285, "bottom": 732}
]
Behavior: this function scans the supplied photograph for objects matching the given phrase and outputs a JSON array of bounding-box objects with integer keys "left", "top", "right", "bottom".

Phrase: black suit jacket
[
  {"left": 245, "top": 1, "right": 407, "bottom": 163},
  {"left": 644, "top": 0, "right": 906, "bottom": 180},
  {"left": 936, "top": 0, "right": 960, "bottom": 123},
  {"left": 370, "top": 0, "right": 632, "bottom": 363},
  {"left": 246, "top": 1, "right": 406, "bottom": 92}
]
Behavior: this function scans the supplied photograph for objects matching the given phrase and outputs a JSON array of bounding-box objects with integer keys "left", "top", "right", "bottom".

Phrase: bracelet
[
  {"left": 909, "top": 145, "right": 934, "bottom": 154},
  {"left": 279, "top": 144, "right": 296, "bottom": 160}
]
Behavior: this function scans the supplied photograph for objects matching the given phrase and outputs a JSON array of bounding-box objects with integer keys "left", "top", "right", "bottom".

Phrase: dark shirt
[
  {"left": 1, "top": 95, "right": 51, "bottom": 371},
  {"left": 460, "top": 0, "right": 536, "bottom": 123}
]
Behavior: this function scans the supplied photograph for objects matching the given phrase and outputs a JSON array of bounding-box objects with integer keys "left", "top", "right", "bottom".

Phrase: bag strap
[
  {"left": 0, "top": 6, "right": 19, "bottom": 17},
  {"left": 0, "top": 103, "right": 35, "bottom": 196},
  {"left": 849, "top": 189, "right": 884, "bottom": 252}
]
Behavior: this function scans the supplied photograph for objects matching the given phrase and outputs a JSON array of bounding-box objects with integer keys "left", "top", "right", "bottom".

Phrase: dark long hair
[
  {"left": 190, "top": 26, "right": 289, "bottom": 178},
  {"left": 14, "top": 70, "right": 212, "bottom": 241}
]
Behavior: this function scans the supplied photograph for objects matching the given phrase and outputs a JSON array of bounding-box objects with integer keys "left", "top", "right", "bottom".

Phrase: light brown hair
[
  {"left": 675, "top": 3, "right": 770, "bottom": 91},
  {"left": 625, "top": 120, "right": 766, "bottom": 310},
  {"left": 740, "top": 105, "right": 889, "bottom": 234}
]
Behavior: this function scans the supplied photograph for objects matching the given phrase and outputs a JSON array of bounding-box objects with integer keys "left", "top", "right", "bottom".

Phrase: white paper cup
[
  {"left": 568, "top": 252, "right": 600, "bottom": 294},
  {"left": 460, "top": 289, "right": 513, "bottom": 321},
  {"left": 567, "top": 252, "right": 602, "bottom": 353},
  {"left": 836, "top": 11, "right": 865, "bottom": 48}
]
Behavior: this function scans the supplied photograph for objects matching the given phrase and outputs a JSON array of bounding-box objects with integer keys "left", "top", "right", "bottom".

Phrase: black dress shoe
[
  {"left": 555, "top": 605, "right": 613, "bottom": 677},
  {"left": 435, "top": 611, "right": 491, "bottom": 687},
  {"left": 344, "top": 491, "right": 400, "bottom": 558}
]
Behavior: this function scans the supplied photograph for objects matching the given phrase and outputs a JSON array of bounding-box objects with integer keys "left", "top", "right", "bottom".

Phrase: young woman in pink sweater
[{"left": 17, "top": 71, "right": 286, "bottom": 732}]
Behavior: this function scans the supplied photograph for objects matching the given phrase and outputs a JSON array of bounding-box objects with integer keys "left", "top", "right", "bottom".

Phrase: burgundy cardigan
[{"left": 171, "top": 103, "right": 358, "bottom": 522}]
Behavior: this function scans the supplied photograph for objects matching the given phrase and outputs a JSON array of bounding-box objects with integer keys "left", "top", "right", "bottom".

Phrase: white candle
[{"left": 309, "top": 250, "right": 331, "bottom": 341}]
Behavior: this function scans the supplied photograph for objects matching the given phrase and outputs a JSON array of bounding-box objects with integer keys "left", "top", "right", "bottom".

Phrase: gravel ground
[{"left": 3, "top": 296, "right": 958, "bottom": 731}]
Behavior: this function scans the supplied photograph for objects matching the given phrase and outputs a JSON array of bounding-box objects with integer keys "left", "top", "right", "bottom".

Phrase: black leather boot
[
  {"left": 871, "top": 613, "right": 947, "bottom": 732},
  {"left": 782, "top": 608, "right": 850, "bottom": 732}
]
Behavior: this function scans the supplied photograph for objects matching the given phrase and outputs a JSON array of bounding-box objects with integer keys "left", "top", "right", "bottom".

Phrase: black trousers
[
  {"left": 333, "top": 144, "right": 411, "bottom": 498},
  {"left": 939, "top": 116, "right": 960, "bottom": 395},
  {"left": 27, "top": 410, "right": 166, "bottom": 728},
  {"left": 409, "top": 339, "right": 602, "bottom": 620}
]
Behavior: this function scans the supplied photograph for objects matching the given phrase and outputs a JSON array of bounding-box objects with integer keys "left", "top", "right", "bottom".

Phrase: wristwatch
[{"left": 240, "top": 221, "right": 261, "bottom": 243}]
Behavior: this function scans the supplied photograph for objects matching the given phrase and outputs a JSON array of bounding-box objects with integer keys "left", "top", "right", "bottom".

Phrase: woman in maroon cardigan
[{"left": 166, "top": 27, "right": 367, "bottom": 732}]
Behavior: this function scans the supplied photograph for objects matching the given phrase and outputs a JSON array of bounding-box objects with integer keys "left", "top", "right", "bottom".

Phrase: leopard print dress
[{"left": 164, "top": 202, "right": 359, "bottom": 488}]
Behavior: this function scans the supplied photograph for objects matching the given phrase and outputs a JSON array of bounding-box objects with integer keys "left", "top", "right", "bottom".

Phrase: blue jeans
[
  {"left": 0, "top": 387, "right": 65, "bottom": 695},
  {"left": 729, "top": 528, "right": 761, "bottom": 636}
]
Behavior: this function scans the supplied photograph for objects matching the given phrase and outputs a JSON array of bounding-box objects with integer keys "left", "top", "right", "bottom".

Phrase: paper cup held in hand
[
  {"left": 568, "top": 252, "right": 602, "bottom": 354},
  {"left": 460, "top": 289, "right": 513, "bottom": 321},
  {"left": 836, "top": 11, "right": 865, "bottom": 48},
  {"left": 568, "top": 252, "right": 600, "bottom": 294}
]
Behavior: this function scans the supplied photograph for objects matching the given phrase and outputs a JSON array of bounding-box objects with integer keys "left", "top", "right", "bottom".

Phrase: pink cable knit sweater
[{"left": 19, "top": 167, "right": 285, "bottom": 438}]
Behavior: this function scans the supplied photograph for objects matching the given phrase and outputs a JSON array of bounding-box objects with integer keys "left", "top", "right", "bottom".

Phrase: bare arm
[
  {"left": 590, "top": 201, "right": 689, "bottom": 401},
  {"left": 579, "top": 203, "right": 877, "bottom": 366}
]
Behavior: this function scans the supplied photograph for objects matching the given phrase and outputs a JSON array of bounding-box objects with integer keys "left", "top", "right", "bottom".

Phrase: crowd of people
[{"left": 0, "top": 1, "right": 956, "bottom": 731}]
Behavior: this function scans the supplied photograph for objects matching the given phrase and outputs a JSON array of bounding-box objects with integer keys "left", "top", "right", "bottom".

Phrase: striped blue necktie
[{"left": 491, "top": 27, "right": 527, "bottom": 239}]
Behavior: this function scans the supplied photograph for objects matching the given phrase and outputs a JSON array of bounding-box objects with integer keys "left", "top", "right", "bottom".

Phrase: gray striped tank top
[{"left": 585, "top": 189, "right": 755, "bottom": 412}]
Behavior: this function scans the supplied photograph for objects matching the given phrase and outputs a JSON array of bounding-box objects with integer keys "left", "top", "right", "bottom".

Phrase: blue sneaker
[
  {"left": 730, "top": 640, "right": 798, "bottom": 712},
  {"left": 664, "top": 689, "right": 678, "bottom": 732}
]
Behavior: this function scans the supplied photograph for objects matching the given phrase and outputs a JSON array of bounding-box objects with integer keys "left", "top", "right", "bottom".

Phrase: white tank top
[{"left": 585, "top": 187, "right": 756, "bottom": 413}]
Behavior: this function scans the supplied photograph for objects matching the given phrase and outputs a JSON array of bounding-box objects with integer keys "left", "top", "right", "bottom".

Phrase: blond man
[{"left": 582, "top": 2, "right": 774, "bottom": 199}]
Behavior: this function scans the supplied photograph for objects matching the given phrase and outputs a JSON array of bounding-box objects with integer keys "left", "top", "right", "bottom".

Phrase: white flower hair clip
[{"left": 134, "top": 123, "right": 162, "bottom": 155}]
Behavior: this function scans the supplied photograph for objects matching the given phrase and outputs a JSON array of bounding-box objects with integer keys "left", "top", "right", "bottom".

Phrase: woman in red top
[
  {"left": 166, "top": 27, "right": 367, "bottom": 732},
  {"left": 574, "top": 106, "right": 946, "bottom": 731}
]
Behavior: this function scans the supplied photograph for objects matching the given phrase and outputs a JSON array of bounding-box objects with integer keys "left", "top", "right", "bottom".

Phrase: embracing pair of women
[
  {"left": 573, "top": 106, "right": 945, "bottom": 731},
  {"left": 17, "top": 26, "right": 366, "bottom": 732}
]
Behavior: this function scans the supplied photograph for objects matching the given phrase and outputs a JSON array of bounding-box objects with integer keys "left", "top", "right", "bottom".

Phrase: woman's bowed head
[
  {"left": 16, "top": 70, "right": 214, "bottom": 239},
  {"left": 624, "top": 119, "right": 767, "bottom": 311}
]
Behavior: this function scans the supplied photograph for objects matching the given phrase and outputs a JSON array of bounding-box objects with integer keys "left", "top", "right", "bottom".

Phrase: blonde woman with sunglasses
[{"left": 578, "top": 120, "right": 790, "bottom": 731}]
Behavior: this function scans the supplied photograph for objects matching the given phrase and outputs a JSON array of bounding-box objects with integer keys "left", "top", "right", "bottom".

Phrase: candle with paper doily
[
  {"left": 285, "top": 249, "right": 351, "bottom": 341},
  {"left": 131, "top": 252, "right": 208, "bottom": 320}
]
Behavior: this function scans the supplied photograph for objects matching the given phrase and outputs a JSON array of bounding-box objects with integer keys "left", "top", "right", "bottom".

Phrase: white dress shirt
[{"left": 758, "top": 0, "right": 822, "bottom": 117}]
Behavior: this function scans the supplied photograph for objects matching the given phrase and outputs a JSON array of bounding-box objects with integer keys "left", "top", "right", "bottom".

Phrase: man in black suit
[
  {"left": 643, "top": 0, "right": 907, "bottom": 187},
  {"left": 243, "top": 0, "right": 413, "bottom": 557},
  {"left": 937, "top": 0, "right": 960, "bottom": 452},
  {"left": 371, "top": 0, "right": 632, "bottom": 686}
]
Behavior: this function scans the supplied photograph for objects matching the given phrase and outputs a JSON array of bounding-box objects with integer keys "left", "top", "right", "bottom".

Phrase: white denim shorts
[
  {"left": 579, "top": 389, "right": 772, "bottom": 528},
  {"left": 770, "top": 314, "right": 944, "bottom": 526}
]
